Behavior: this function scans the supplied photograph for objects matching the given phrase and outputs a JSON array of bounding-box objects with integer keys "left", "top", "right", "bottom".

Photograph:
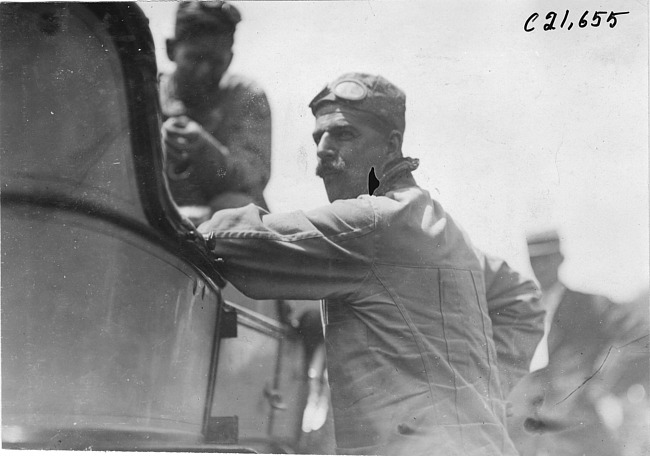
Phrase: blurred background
[{"left": 141, "top": 0, "right": 648, "bottom": 303}]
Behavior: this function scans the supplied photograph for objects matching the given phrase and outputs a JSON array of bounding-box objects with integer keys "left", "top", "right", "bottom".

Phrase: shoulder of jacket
[
  {"left": 300, "top": 197, "right": 377, "bottom": 241},
  {"left": 220, "top": 72, "right": 267, "bottom": 97},
  {"left": 560, "top": 289, "right": 616, "bottom": 317}
]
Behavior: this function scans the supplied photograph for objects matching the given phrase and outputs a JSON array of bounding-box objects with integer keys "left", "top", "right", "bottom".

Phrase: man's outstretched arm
[{"left": 198, "top": 198, "right": 376, "bottom": 301}]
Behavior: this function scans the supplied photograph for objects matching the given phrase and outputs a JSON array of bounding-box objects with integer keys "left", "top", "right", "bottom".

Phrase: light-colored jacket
[{"left": 198, "top": 157, "right": 543, "bottom": 455}]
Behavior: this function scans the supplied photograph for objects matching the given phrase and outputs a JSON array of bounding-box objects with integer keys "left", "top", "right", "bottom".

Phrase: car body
[{"left": 0, "top": 3, "right": 331, "bottom": 453}]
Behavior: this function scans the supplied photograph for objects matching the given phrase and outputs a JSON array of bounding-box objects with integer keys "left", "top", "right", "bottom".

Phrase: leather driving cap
[{"left": 309, "top": 72, "right": 406, "bottom": 134}]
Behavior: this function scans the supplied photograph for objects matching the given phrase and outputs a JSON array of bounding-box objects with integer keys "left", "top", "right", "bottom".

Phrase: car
[{"left": 1, "top": 3, "right": 331, "bottom": 453}]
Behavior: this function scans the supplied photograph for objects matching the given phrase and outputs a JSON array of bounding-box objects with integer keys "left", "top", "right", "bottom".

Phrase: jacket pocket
[{"left": 438, "top": 269, "right": 493, "bottom": 387}]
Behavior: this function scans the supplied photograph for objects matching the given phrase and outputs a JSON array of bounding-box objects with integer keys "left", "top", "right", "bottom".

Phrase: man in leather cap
[{"left": 198, "top": 72, "right": 544, "bottom": 455}]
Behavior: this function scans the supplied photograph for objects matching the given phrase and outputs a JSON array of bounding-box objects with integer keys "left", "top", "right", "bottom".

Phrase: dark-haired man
[
  {"left": 198, "top": 72, "right": 544, "bottom": 455},
  {"left": 160, "top": 1, "right": 271, "bottom": 224}
]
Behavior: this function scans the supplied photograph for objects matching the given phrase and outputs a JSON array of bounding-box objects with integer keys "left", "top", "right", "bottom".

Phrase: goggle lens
[
  {"left": 309, "top": 78, "right": 369, "bottom": 110},
  {"left": 332, "top": 79, "right": 367, "bottom": 101}
]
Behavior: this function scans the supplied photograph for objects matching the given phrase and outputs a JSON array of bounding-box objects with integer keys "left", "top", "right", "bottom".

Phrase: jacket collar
[{"left": 374, "top": 156, "right": 419, "bottom": 196}]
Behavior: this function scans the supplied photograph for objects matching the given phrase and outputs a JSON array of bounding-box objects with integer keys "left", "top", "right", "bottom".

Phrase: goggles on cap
[{"left": 309, "top": 78, "right": 369, "bottom": 109}]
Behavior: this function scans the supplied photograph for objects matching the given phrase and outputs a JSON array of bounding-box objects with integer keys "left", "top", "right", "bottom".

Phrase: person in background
[
  {"left": 507, "top": 230, "right": 650, "bottom": 456},
  {"left": 160, "top": 1, "right": 271, "bottom": 225},
  {"left": 198, "top": 72, "right": 544, "bottom": 455}
]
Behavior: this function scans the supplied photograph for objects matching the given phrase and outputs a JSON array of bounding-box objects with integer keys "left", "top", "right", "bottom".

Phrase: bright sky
[{"left": 141, "top": 0, "right": 649, "bottom": 302}]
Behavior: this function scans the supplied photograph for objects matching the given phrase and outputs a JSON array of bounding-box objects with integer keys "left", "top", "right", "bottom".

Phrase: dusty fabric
[
  {"left": 198, "top": 158, "right": 543, "bottom": 455},
  {"left": 159, "top": 71, "right": 271, "bottom": 211}
]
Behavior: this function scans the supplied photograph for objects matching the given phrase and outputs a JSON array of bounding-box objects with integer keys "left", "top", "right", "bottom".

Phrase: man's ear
[
  {"left": 224, "top": 50, "right": 234, "bottom": 70},
  {"left": 166, "top": 38, "right": 176, "bottom": 62},
  {"left": 386, "top": 130, "right": 403, "bottom": 159}
]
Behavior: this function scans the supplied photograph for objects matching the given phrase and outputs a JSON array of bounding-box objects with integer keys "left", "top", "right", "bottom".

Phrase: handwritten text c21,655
[{"left": 524, "top": 10, "right": 629, "bottom": 32}]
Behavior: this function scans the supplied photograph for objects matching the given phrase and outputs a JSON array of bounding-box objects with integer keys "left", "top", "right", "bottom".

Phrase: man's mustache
[{"left": 316, "top": 157, "right": 346, "bottom": 177}]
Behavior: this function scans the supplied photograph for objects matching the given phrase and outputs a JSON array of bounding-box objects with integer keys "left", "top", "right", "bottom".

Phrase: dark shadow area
[{"left": 368, "top": 166, "right": 380, "bottom": 195}]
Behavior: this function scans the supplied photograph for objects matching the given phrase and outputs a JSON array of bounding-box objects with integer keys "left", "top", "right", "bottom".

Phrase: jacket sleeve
[
  {"left": 479, "top": 251, "right": 544, "bottom": 396},
  {"left": 180, "top": 86, "right": 272, "bottom": 206},
  {"left": 197, "top": 199, "right": 376, "bottom": 301},
  {"left": 223, "top": 85, "right": 272, "bottom": 196},
  {"left": 195, "top": 83, "right": 271, "bottom": 204}
]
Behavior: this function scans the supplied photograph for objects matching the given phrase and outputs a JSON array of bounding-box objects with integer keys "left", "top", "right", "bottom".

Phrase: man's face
[
  {"left": 170, "top": 35, "right": 233, "bottom": 104},
  {"left": 529, "top": 252, "right": 562, "bottom": 291},
  {"left": 313, "top": 106, "right": 390, "bottom": 202}
]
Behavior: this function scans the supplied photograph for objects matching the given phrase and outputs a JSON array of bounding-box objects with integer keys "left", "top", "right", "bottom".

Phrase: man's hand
[
  {"left": 162, "top": 116, "right": 230, "bottom": 181},
  {"left": 162, "top": 115, "right": 229, "bottom": 158}
]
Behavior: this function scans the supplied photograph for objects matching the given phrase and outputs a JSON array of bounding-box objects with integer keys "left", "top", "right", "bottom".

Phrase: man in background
[
  {"left": 508, "top": 230, "right": 649, "bottom": 456},
  {"left": 160, "top": 1, "right": 271, "bottom": 225}
]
